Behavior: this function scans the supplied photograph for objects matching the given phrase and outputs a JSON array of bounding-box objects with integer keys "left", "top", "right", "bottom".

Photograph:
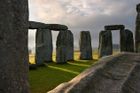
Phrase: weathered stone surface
[
  {"left": 120, "top": 29, "right": 134, "bottom": 52},
  {"left": 105, "top": 25, "right": 125, "bottom": 30},
  {"left": 56, "top": 31, "right": 67, "bottom": 63},
  {"left": 35, "top": 28, "right": 53, "bottom": 65},
  {"left": 79, "top": 31, "right": 92, "bottom": 60},
  {"left": 0, "top": 1, "right": 29, "bottom": 93},
  {"left": 48, "top": 53, "right": 140, "bottom": 93},
  {"left": 98, "top": 31, "right": 112, "bottom": 58},
  {"left": 135, "top": 3, "right": 140, "bottom": 52},
  {"left": 66, "top": 30, "right": 74, "bottom": 61},
  {"left": 29, "top": 21, "right": 68, "bottom": 30}
]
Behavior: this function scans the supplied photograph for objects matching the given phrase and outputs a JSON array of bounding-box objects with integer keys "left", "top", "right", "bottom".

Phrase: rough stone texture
[
  {"left": 0, "top": 1, "right": 29, "bottom": 93},
  {"left": 35, "top": 28, "right": 53, "bottom": 66},
  {"left": 105, "top": 25, "right": 125, "bottom": 30},
  {"left": 66, "top": 30, "right": 74, "bottom": 61},
  {"left": 98, "top": 31, "right": 112, "bottom": 58},
  {"left": 135, "top": 3, "right": 140, "bottom": 52},
  {"left": 79, "top": 31, "right": 92, "bottom": 60},
  {"left": 120, "top": 29, "right": 134, "bottom": 52},
  {"left": 29, "top": 21, "right": 68, "bottom": 30},
  {"left": 56, "top": 31, "right": 67, "bottom": 63},
  {"left": 48, "top": 52, "right": 140, "bottom": 93}
]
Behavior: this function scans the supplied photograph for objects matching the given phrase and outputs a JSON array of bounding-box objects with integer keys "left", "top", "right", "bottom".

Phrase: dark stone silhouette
[
  {"left": 66, "top": 30, "right": 74, "bottom": 61},
  {"left": 98, "top": 31, "right": 113, "bottom": 58},
  {"left": 48, "top": 53, "right": 140, "bottom": 93},
  {"left": 104, "top": 24, "right": 126, "bottom": 52},
  {"left": 35, "top": 28, "right": 53, "bottom": 65},
  {"left": 135, "top": 3, "right": 140, "bottom": 52},
  {"left": 105, "top": 25, "right": 125, "bottom": 30},
  {"left": 29, "top": 21, "right": 68, "bottom": 30},
  {"left": 56, "top": 31, "right": 67, "bottom": 63},
  {"left": 0, "top": 0, "right": 29, "bottom": 93},
  {"left": 79, "top": 31, "right": 92, "bottom": 60},
  {"left": 121, "top": 29, "right": 134, "bottom": 52}
]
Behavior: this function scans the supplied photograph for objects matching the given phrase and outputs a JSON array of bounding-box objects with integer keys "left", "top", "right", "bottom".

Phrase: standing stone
[
  {"left": 0, "top": 1, "right": 29, "bottom": 93},
  {"left": 120, "top": 29, "right": 127, "bottom": 52},
  {"left": 121, "top": 29, "right": 134, "bottom": 52},
  {"left": 66, "top": 30, "right": 74, "bottom": 61},
  {"left": 56, "top": 31, "right": 67, "bottom": 63},
  {"left": 98, "top": 31, "right": 113, "bottom": 58},
  {"left": 35, "top": 28, "right": 53, "bottom": 66},
  {"left": 135, "top": 3, "right": 140, "bottom": 52},
  {"left": 79, "top": 31, "right": 92, "bottom": 60}
]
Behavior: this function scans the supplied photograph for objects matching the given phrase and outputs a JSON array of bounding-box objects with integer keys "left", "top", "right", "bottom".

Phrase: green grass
[{"left": 29, "top": 51, "right": 98, "bottom": 93}]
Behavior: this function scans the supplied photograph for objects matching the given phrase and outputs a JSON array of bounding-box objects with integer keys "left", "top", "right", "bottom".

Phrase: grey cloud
[{"left": 28, "top": 0, "right": 140, "bottom": 51}]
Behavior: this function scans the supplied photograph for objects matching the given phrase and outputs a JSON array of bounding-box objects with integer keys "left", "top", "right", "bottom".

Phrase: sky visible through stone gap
[{"left": 28, "top": 0, "right": 140, "bottom": 52}]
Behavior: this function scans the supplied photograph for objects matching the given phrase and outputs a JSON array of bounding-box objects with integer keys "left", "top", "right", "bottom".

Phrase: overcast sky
[{"left": 28, "top": 0, "right": 139, "bottom": 52}]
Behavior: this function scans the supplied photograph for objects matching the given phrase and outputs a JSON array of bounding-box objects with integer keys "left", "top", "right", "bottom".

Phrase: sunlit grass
[
  {"left": 29, "top": 51, "right": 98, "bottom": 93},
  {"left": 29, "top": 54, "right": 35, "bottom": 64},
  {"left": 29, "top": 50, "right": 120, "bottom": 93},
  {"left": 29, "top": 51, "right": 99, "bottom": 64}
]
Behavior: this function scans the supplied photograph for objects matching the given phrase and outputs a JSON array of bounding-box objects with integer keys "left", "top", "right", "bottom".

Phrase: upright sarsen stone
[
  {"left": 121, "top": 29, "right": 134, "bottom": 52},
  {"left": 66, "top": 30, "right": 74, "bottom": 61},
  {"left": 79, "top": 31, "right": 92, "bottom": 60},
  {"left": 35, "top": 28, "right": 53, "bottom": 65},
  {"left": 0, "top": 0, "right": 29, "bottom": 93},
  {"left": 56, "top": 31, "right": 67, "bottom": 63},
  {"left": 135, "top": 3, "right": 140, "bottom": 52},
  {"left": 98, "top": 31, "right": 112, "bottom": 58}
]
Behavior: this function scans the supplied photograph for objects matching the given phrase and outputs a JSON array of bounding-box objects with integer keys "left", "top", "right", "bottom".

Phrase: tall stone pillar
[
  {"left": 120, "top": 29, "right": 126, "bottom": 52},
  {"left": 98, "top": 31, "right": 112, "bottom": 58},
  {"left": 56, "top": 31, "right": 67, "bottom": 63},
  {"left": 135, "top": 3, "right": 140, "bottom": 52},
  {"left": 66, "top": 30, "right": 74, "bottom": 61},
  {"left": 125, "top": 29, "right": 134, "bottom": 52},
  {"left": 35, "top": 28, "right": 53, "bottom": 66},
  {"left": 0, "top": 1, "right": 29, "bottom": 93},
  {"left": 79, "top": 31, "right": 92, "bottom": 60}
]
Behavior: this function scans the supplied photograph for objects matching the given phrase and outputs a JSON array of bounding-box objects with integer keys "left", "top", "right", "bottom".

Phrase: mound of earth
[{"left": 48, "top": 52, "right": 140, "bottom": 93}]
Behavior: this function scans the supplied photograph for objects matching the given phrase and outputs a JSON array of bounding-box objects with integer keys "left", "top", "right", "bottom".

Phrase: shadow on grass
[{"left": 29, "top": 59, "right": 98, "bottom": 93}]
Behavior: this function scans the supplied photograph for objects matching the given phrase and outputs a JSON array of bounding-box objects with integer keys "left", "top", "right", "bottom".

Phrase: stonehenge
[
  {"left": 98, "top": 31, "right": 113, "bottom": 58},
  {"left": 79, "top": 31, "right": 92, "bottom": 60},
  {"left": 105, "top": 25, "right": 126, "bottom": 52},
  {"left": 28, "top": 21, "right": 69, "bottom": 64},
  {"left": 135, "top": 3, "right": 140, "bottom": 52},
  {"left": 0, "top": 0, "right": 29, "bottom": 93},
  {"left": 0, "top": 2, "right": 140, "bottom": 93},
  {"left": 99, "top": 25, "right": 134, "bottom": 57}
]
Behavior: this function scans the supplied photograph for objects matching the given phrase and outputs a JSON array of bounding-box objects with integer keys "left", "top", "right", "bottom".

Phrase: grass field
[{"left": 29, "top": 51, "right": 98, "bottom": 93}]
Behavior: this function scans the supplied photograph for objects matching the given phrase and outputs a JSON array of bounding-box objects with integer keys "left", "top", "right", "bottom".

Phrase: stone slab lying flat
[
  {"left": 48, "top": 52, "right": 140, "bottom": 93},
  {"left": 105, "top": 25, "right": 125, "bottom": 30},
  {"left": 29, "top": 21, "right": 68, "bottom": 30}
]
